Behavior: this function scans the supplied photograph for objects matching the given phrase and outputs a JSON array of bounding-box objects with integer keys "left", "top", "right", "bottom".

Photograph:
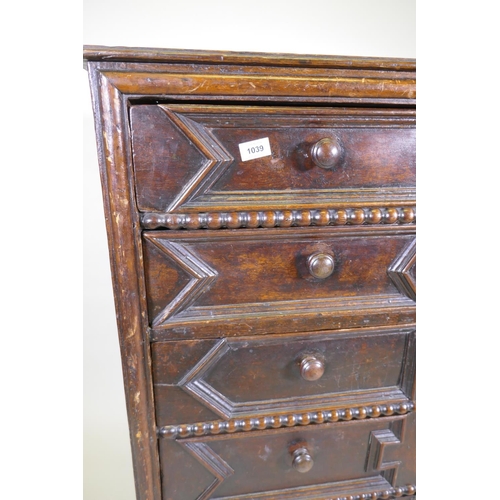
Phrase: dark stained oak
[
  {"left": 151, "top": 327, "right": 415, "bottom": 425},
  {"left": 157, "top": 401, "right": 417, "bottom": 441},
  {"left": 84, "top": 45, "right": 415, "bottom": 500},
  {"left": 130, "top": 104, "right": 415, "bottom": 213},
  {"left": 142, "top": 227, "right": 416, "bottom": 338},
  {"left": 83, "top": 45, "right": 416, "bottom": 71},
  {"left": 141, "top": 206, "right": 416, "bottom": 230},
  {"left": 159, "top": 414, "right": 415, "bottom": 499}
]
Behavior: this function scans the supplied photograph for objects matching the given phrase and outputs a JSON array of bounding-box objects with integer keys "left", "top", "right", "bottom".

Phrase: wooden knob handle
[
  {"left": 311, "top": 137, "right": 343, "bottom": 169},
  {"left": 292, "top": 447, "right": 314, "bottom": 473},
  {"left": 307, "top": 252, "right": 335, "bottom": 279},
  {"left": 300, "top": 355, "right": 325, "bottom": 381}
]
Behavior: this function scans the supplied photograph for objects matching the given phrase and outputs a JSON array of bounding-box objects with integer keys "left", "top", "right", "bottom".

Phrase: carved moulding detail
[
  {"left": 176, "top": 334, "right": 414, "bottom": 420},
  {"left": 388, "top": 238, "right": 416, "bottom": 301},
  {"left": 99, "top": 68, "right": 417, "bottom": 102},
  {"left": 157, "top": 106, "right": 235, "bottom": 212},
  {"left": 366, "top": 418, "right": 407, "bottom": 487},
  {"left": 180, "top": 441, "right": 234, "bottom": 500},
  {"left": 142, "top": 206, "right": 416, "bottom": 230},
  {"left": 145, "top": 238, "right": 217, "bottom": 326},
  {"left": 158, "top": 401, "right": 416, "bottom": 440}
]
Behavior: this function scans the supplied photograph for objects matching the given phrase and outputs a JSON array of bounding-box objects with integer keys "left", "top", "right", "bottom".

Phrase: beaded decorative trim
[
  {"left": 329, "top": 484, "right": 416, "bottom": 499},
  {"left": 141, "top": 207, "right": 416, "bottom": 230},
  {"left": 158, "top": 401, "right": 415, "bottom": 439}
]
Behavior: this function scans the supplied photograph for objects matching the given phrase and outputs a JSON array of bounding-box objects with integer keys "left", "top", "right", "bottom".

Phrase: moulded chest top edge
[{"left": 83, "top": 45, "right": 416, "bottom": 72}]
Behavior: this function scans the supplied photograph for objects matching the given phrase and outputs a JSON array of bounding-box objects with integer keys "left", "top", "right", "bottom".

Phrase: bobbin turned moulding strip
[{"left": 84, "top": 45, "right": 416, "bottom": 500}]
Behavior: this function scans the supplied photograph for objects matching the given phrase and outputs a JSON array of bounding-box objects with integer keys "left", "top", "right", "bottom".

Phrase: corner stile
[{"left": 87, "top": 62, "right": 162, "bottom": 500}]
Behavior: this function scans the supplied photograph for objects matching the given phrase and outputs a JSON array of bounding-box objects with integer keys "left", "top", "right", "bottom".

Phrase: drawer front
[
  {"left": 130, "top": 104, "right": 415, "bottom": 213},
  {"left": 159, "top": 413, "right": 415, "bottom": 499},
  {"left": 152, "top": 327, "right": 415, "bottom": 425},
  {"left": 143, "top": 226, "right": 416, "bottom": 338}
]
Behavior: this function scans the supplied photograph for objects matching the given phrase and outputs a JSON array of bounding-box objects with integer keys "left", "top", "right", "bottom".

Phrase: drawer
[
  {"left": 143, "top": 226, "right": 416, "bottom": 339},
  {"left": 130, "top": 104, "right": 415, "bottom": 214},
  {"left": 152, "top": 326, "right": 415, "bottom": 425},
  {"left": 159, "top": 413, "right": 416, "bottom": 499}
]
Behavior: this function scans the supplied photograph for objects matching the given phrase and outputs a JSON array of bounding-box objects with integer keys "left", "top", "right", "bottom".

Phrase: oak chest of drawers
[{"left": 84, "top": 46, "right": 416, "bottom": 500}]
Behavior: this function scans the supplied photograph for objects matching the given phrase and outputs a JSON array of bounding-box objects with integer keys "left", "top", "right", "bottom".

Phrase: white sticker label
[{"left": 238, "top": 137, "right": 272, "bottom": 162}]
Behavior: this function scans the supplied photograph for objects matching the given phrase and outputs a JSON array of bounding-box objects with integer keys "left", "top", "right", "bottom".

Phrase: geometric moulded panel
[
  {"left": 130, "top": 104, "right": 416, "bottom": 214},
  {"left": 144, "top": 228, "right": 416, "bottom": 338},
  {"left": 152, "top": 328, "right": 416, "bottom": 423},
  {"left": 159, "top": 414, "right": 415, "bottom": 500},
  {"left": 388, "top": 237, "right": 416, "bottom": 301}
]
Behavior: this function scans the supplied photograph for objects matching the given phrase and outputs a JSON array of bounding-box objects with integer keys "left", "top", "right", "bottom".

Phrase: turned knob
[
  {"left": 311, "top": 137, "right": 343, "bottom": 169},
  {"left": 307, "top": 252, "right": 335, "bottom": 279},
  {"left": 292, "top": 447, "right": 314, "bottom": 473},
  {"left": 300, "top": 355, "right": 325, "bottom": 381}
]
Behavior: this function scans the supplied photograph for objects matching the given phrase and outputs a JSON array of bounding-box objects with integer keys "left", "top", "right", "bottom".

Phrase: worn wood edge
[
  {"left": 141, "top": 207, "right": 416, "bottom": 230},
  {"left": 87, "top": 65, "right": 162, "bottom": 500},
  {"left": 158, "top": 401, "right": 415, "bottom": 439},
  {"left": 102, "top": 69, "right": 415, "bottom": 100},
  {"left": 155, "top": 192, "right": 417, "bottom": 214},
  {"left": 152, "top": 294, "right": 415, "bottom": 330},
  {"left": 83, "top": 45, "right": 415, "bottom": 71},
  {"left": 141, "top": 190, "right": 417, "bottom": 215},
  {"left": 144, "top": 224, "right": 416, "bottom": 242},
  {"left": 150, "top": 305, "right": 416, "bottom": 341},
  {"left": 165, "top": 103, "right": 417, "bottom": 117},
  {"left": 152, "top": 322, "right": 416, "bottom": 351}
]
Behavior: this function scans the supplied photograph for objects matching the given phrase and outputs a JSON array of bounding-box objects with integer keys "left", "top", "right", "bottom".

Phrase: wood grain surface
[{"left": 84, "top": 45, "right": 416, "bottom": 500}]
